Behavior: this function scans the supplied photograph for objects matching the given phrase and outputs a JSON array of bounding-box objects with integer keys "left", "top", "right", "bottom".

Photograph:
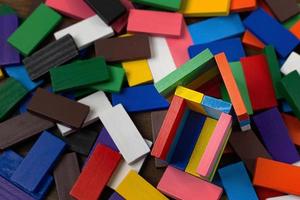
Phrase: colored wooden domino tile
[
  {"left": 0, "top": 150, "right": 53, "bottom": 200},
  {"left": 253, "top": 108, "right": 300, "bottom": 163},
  {"left": 151, "top": 96, "right": 186, "bottom": 160},
  {"left": 27, "top": 88, "right": 89, "bottom": 128},
  {"left": 11, "top": 132, "right": 66, "bottom": 192},
  {"left": 5, "top": 65, "right": 43, "bottom": 91},
  {"left": 218, "top": 162, "right": 258, "bottom": 200},
  {"left": 265, "top": 0, "right": 299, "bottom": 22},
  {"left": 132, "top": 0, "right": 182, "bottom": 11},
  {"left": 147, "top": 36, "right": 176, "bottom": 83},
  {"left": 263, "top": 45, "right": 282, "bottom": 99},
  {"left": 166, "top": 21, "right": 193, "bottom": 67},
  {"left": 57, "top": 91, "right": 111, "bottom": 136},
  {"left": 127, "top": 9, "right": 183, "bottom": 37},
  {"left": 253, "top": 158, "right": 300, "bottom": 195},
  {"left": 229, "top": 130, "right": 272, "bottom": 175},
  {"left": 23, "top": 34, "right": 79, "bottom": 81},
  {"left": 169, "top": 111, "right": 206, "bottom": 170},
  {"left": 151, "top": 110, "right": 168, "bottom": 168},
  {"left": 122, "top": 59, "right": 153, "bottom": 87},
  {"left": 290, "top": 20, "right": 300, "bottom": 39},
  {"left": 242, "top": 30, "right": 265, "bottom": 50},
  {"left": 50, "top": 57, "right": 110, "bottom": 93},
  {"left": 0, "top": 14, "right": 20, "bottom": 66},
  {"left": 189, "top": 38, "right": 246, "bottom": 62},
  {"left": 240, "top": 55, "right": 277, "bottom": 111},
  {"left": 155, "top": 49, "right": 215, "bottom": 97},
  {"left": 116, "top": 170, "right": 167, "bottom": 200},
  {"left": 230, "top": 0, "right": 257, "bottom": 12},
  {"left": 54, "top": 15, "right": 114, "bottom": 49},
  {"left": 229, "top": 61, "right": 253, "bottom": 115},
  {"left": 70, "top": 144, "right": 121, "bottom": 200},
  {"left": 112, "top": 84, "right": 169, "bottom": 112},
  {"left": 54, "top": 153, "right": 80, "bottom": 200},
  {"left": 201, "top": 95, "right": 232, "bottom": 119},
  {"left": 0, "top": 112, "right": 54, "bottom": 150},
  {"left": 279, "top": 71, "right": 300, "bottom": 119},
  {"left": 243, "top": 8, "right": 299, "bottom": 58},
  {"left": 45, "top": 0, "right": 95, "bottom": 20},
  {"left": 188, "top": 14, "right": 245, "bottom": 45},
  {"left": 0, "top": 78, "right": 28, "bottom": 121},
  {"left": 85, "top": 0, "right": 126, "bottom": 25},
  {"left": 95, "top": 34, "right": 151, "bottom": 62},
  {"left": 185, "top": 117, "right": 217, "bottom": 178},
  {"left": 179, "top": 0, "right": 231, "bottom": 16},
  {"left": 89, "top": 66, "right": 125, "bottom": 93},
  {"left": 8, "top": 4, "right": 62, "bottom": 56},
  {"left": 158, "top": 166, "right": 223, "bottom": 200},
  {"left": 280, "top": 52, "right": 300, "bottom": 75},
  {"left": 99, "top": 104, "right": 150, "bottom": 164},
  {"left": 282, "top": 113, "right": 300, "bottom": 146},
  {"left": 197, "top": 113, "right": 232, "bottom": 177}
]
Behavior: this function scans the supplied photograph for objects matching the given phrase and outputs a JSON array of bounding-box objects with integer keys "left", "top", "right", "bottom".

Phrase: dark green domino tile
[
  {"left": 73, "top": 89, "right": 98, "bottom": 99},
  {"left": 50, "top": 57, "right": 110, "bottom": 93},
  {"left": 90, "top": 66, "right": 125, "bottom": 93},
  {"left": 0, "top": 78, "right": 28, "bottom": 120},
  {"left": 263, "top": 45, "right": 282, "bottom": 99},
  {"left": 8, "top": 4, "right": 62, "bottom": 56},
  {"left": 0, "top": 4, "right": 15, "bottom": 15},
  {"left": 229, "top": 61, "right": 253, "bottom": 115},
  {"left": 279, "top": 71, "right": 300, "bottom": 119},
  {"left": 220, "top": 84, "right": 230, "bottom": 103},
  {"left": 132, "top": 0, "right": 182, "bottom": 11}
]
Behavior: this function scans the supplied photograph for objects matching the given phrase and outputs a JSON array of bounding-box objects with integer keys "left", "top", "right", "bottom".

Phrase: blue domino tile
[
  {"left": 11, "top": 132, "right": 66, "bottom": 192},
  {"left": 112, "top": 84, "right": 169, "bottom": 112},
  {"left": 244, "top": 8, "right": 299, "bottom": 58},
  {"left": 188, "top": 38, "right": 245, "bottom": 62},
  {"left": 219, "top": 162, "right": 258, "bottom": 200},
  {"left": 201, "top": 95, "right": 232, "bottom": 120},
  {"left": 189, "top": 14, "right": 245, "bottom": 45}
]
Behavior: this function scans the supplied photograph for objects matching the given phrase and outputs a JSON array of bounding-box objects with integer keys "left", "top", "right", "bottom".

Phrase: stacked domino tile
[{"left": 1, "top": 0, "right": 300, "bottom": 199}]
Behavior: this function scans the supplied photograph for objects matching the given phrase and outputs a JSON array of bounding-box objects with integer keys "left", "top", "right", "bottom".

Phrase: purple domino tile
[
  {"left": 0, "top": 176, "right": 34, "bottom": 200},
  {"left": 253, "top": 107, "right": 300, "bottom": 163},
  {"left": 0, "top": 14, "right": 20, "bottom": 65},
  {"left": 109, "top": 192, "right": 125, "bottom": 200}
]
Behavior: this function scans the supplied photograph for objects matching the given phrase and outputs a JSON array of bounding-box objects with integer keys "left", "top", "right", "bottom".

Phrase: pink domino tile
[{"left": 111, "top": 0, "right": 134, "bottom": 33}]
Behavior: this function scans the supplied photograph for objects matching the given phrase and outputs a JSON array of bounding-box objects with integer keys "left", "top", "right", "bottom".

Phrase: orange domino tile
[
  {"left": 242, "top": 30, "right": 265, "bottom": 50},
  {"left": 230, "top": 0, "right": 257, "bottom": 12},
  {"left": 282, "top": 113, "right": 300, "bottom": 146},
  {"left": 253, "top": 157, "right": 300, "bottom": 196},
  {"left": 290, "top": 20, "right": 300, "bottom": 39}
]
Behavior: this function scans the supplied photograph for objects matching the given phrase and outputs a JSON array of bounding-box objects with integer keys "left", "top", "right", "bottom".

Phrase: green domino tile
[
  {"left": 284, "top": 4, "right": 300, "bottom": 29},
  {"left": 229, "top": 61, "right": 253, "bottom": 115},
  {"left": 132, "top": 0, "right": 182, "bottom": 11},
  {"left": 155, "top": 49, "right": 215, "bottom": 97},
  {"left": 8, "top": 4, "right": 62, "bottom": 56},
  {"left": 263, "top": 45, "right": 282, "bottom": 99},
  {"left": 89, "top": 66, "right": 125, "bottom": 93},
  {"left": 220, "top": 84, "right": 231, "bottom": 103},
  {"left": 0, "top": 78, "right": 28, "bottom": 120},
  {"left": 0, "top": 4, "right": 15, "bottom": 15},
  {"left": 279, "top": 71, "right": 300, "bottom": 119},
  {"left": 50, "top": 57, "right": 110, "bottom": 93}
]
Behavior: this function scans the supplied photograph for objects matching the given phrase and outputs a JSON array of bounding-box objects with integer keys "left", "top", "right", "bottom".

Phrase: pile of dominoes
[{"left": 1, "top": 0, "right": 300, "bottom": 199}]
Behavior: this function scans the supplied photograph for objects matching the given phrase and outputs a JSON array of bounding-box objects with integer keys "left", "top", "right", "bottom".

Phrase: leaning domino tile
[
  {"left": 57, "top": 91, "right": 112, "bottom": 136},
  {"left": 147, "top": 36, "right": 177, "bottom": 83},
  {"left": 54, "top": 15, "right": 114, "bottom": 49},
  {"left": 281, "top": 52, "right": 300, "bottom": 75},
  {"left": 11, "top": 132, "right": 66, "bottom": 192},
  {"left": 242, "top": 30, "right": 265, "bottom": 50},
  {"left": 99, "top": 104, "right": 150, "bottom": 164},
  {"left": 110, "top": 0, "right": 135, "bottom": 33},
  {"left": 127, "top": 9, "right": 183, "bottom": 37},
  {"left": 45, "top": 0, "right": 95, "bottom": 20},
  {"left": 8, "top": 4, "right": 62, "bottom": 56},
  {"left": 0, "top": 14, "right": 20, "bottom": 65},
  {"left": 132, "top": 0, "right": 182, "bottom": 11},
  {"left": 116, "top": 170, "right": 168, "bottom": 200},
  {"left": 201, "top": 95, "right": 232, "bottom": 119},
  {"left": 218, "top": 162, "right": 259, "bottom": 200},
  {"left": 188, "top": 14, "right": 245, "bottom": 44},
  {"left": 157, "top": 166, "right": 223, "bottom": 200},
  {"left": 230, "top": 0, "right": 257, "bottom": 12}
]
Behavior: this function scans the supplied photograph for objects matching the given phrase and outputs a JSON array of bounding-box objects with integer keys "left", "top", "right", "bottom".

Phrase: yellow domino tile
[
  {"left": 180, "top": 0, "right": 231, "bottom": 17},
  {"left": 0, "top": 69, "right": 4, "bottom": 80},
  {"left": 175, "top": 86, "right": 206, "bottom": 114},
  {"left": 185, "top": 117, "right": 217, "bottom": 179},
  {"left": 187, "top": 67, "right": 219, "bottom": 90},
  {"left": 116, "top": 170, "right": 168, "bottom": 200},
  {"left": 122, "top": 60, "right": 153, "bottom": 87}
]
